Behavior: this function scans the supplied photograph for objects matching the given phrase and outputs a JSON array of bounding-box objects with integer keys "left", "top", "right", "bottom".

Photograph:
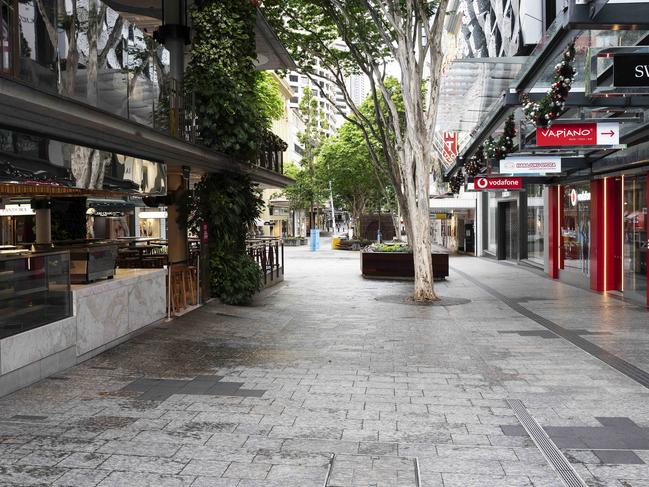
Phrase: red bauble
[{"left": 250, "top": 0, "right": 261, "bottom": 6}]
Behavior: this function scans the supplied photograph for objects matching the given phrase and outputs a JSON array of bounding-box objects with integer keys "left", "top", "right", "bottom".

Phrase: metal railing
[{"left": 245, "top": 238, "right": 284, "bottom": 285}]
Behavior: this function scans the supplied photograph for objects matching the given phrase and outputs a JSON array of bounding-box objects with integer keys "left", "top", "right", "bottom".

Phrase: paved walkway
[{"left": 0, "top": 241, "right": 649, "bottom": 486}]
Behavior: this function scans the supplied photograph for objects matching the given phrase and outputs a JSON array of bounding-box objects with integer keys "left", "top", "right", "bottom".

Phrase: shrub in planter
[
  {"left": 210, "top": 252, "right": 262, "bottom": 305},
  {"left": 366, "top": 243, "right": 412, "bottom": 253}
]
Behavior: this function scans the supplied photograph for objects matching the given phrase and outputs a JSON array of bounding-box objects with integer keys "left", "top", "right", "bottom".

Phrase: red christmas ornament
[{"left": 250, "top": 0, "right": 261, "bottom": 6}]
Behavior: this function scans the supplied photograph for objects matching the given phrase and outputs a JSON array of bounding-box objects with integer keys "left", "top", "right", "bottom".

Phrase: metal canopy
[
  {"left": 0, "top": 77, "right": 293, "bottom": 189},
  {"left": 447, "top": 0, "right": 649, "bottom": 181}
]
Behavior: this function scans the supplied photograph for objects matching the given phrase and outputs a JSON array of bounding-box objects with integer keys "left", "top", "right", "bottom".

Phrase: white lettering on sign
[
  {"left": 500, "top": 156, "right": 561, "bottom": 174},
  {"left": 635, "top": 65, "right": 649, "bottom": 78},
  {"left": 539, "top": 128, "right": 592, "bottom": 138}
]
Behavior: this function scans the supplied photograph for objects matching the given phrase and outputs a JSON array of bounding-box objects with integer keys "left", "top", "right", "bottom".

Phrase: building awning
[{"left": 446, "top": 1, "right": 649, "bottom": 181}]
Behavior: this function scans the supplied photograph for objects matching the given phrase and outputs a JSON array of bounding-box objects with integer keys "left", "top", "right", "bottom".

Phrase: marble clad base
[{"left": 0, "top": 268, "right": 167, "bottom": 397}]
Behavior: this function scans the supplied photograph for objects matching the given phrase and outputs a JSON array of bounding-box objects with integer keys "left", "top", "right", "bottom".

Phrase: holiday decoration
[
  {"left": 449, "top": 169, "right": 464, "bottom": 194},
  {"left": 484, "top": 115, "right": 516, "bottom": 160},
  {"left": 521, "top": 42, "right": 576, "bottom": 127},
  {"left": 464, "top": 145, "right": 485, "bottom": 178}
]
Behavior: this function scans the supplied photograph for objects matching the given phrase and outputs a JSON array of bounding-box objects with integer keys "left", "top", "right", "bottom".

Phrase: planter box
[
  {"left": 361, "top": 251, "right": 449, "bottom": 280},
  {"left": 284, "top": 238, "right": 307, "bottom": 247}
]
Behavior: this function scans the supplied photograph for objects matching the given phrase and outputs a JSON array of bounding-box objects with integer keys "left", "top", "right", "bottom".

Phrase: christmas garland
[
  {"left": 464, "top": 145, "right": 485, "bottom": 178},
  {"left": 521, "top": 42, "right": 576, "bottom": 127},
  {"left": 464, "top": 114, "right": 517, "bottom": 178},
  {"left": 449, "top": 169, "right": 464, "bottom": 195}
]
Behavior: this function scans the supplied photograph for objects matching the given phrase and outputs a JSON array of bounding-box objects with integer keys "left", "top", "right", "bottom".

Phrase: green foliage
[
  {"left": 178, "top": 172, "right": 264, "bottom": 305},
  {"left": 367, "top": 243, "right": 412, "bottom": 253},
  {"left": 186, "top": 0, "right": 262, "bottom": 159},
  {"left": 209, "top": 252, "right": 262, "bottom": 305},
  {"left": 255, "top": 72, "right": 286, "bottom": 123}
]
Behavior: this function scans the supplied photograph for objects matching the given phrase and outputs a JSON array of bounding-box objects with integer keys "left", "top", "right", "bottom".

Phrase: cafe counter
[{"left": 0, "top": 257, "right": 166, "bottom": 397}]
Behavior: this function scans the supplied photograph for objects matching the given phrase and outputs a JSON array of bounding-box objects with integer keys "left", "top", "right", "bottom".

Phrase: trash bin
[{"left": 310, "top": 228, "right": 320, "bottom": 251}]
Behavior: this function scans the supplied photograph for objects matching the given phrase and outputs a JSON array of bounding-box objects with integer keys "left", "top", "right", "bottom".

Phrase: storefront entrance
[
  {"left": 623, "top": 175, "right": 648, "bottom": 304},
  {"left": 497, "top": 201, "right": 518, "bottom": 261}
]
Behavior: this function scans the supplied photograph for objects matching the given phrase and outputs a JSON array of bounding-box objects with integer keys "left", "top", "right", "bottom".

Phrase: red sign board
[
  {"left": 201, "top": 222, "right": 209, "bottom": 244},
  {"left": 536, "top": 122, "right": 619, "bottom": 146},
  {"left": 474, "top": 177, "right": 523, "bottom": 191},
  {"left": 442, "top": 132, "right": 457, "bottom": 160}
]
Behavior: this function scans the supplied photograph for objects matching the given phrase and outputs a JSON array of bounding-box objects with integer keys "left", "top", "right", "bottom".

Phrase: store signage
[
  {"left": 442, "top": 132, "right": 458, "bottom": 161},
  {"left": 536, "top": 122, "right": 619, "bottom": 146},
  {"left": 500, "top": 156, "right": 561, "bottom": 174},
  {"left": 201, "top": 222, "right": 209, "bottom": 244},
  {"left": 570, "top": 189, "right": 591, "bottom": 206},
  {"left": 614, "top": 53, "right": 649, "bottom": 87},
  {"left": 140, "top": 211, "right": 167, "bottom": 219},
  {"left": 473, "top": 177, "right": 523, "bottom": 191},
  {"left": 0, "top": 204, "right": 35, "bottom": 216}
]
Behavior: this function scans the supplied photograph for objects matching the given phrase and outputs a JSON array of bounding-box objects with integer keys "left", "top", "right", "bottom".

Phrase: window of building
[
  {"left": 290, "top": 96, "right": 299, "bottom": 104},
  {"left": 623, "top": 175, "right": 647, "bottom": 303},
  {"left": 289, "top": 74, "right": 298, "bottom": 82},
  {"left": 562, "top": 182, "right": 591, "bottom": 277},
  {"left": 0, "top": 0, "right": 16, "bottom": 75},
  {"left": 527, "top": 184, "right": 545, "bottom": 265}
]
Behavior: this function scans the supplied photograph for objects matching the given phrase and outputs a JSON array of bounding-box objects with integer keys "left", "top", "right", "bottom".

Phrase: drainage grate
[
  {"left": 452, "top": 267, "right": 649, "bottom": 389},
  {"left": 324, "top": 453, "right": 421, "bottom": 487},
  {"left": 507, "top": 399, "right": 586, "bottom": 487}
]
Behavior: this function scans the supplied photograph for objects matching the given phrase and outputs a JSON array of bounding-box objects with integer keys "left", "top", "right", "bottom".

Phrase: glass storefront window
[
  {"left": 623, "top": 176, "right": 647, "bottom": 303},
  {"left": 1, "top": 0, "right": 15, "bottom": 74},
  {"left": 562, "top": 182, "right": 591, "bottom": 277},
  {"left": 488, "top": 192, "right": 497, "bottom": 254},
  {"left": 527, "top": 185, "right": 544, "bottom": 265}
]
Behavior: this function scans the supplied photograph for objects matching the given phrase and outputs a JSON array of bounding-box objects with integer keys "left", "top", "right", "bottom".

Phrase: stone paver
[{"left": 0, "top": 239, "right": 648, "bottom": 485}]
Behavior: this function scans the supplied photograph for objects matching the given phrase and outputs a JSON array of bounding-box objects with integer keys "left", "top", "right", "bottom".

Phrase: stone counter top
[{"left": 72, "top": 268, "right": 166, "bottom": 298}]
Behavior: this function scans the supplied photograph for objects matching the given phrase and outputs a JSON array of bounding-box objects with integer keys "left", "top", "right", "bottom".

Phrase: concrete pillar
[
  {"left": 167, "top": 171, "right": 188, "bottom": 264},
  {"left": 33, "top": 200, "right": 52, "bottom": 244}
]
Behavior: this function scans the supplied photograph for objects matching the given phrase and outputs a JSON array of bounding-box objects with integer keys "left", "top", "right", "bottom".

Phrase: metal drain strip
[
  {"left": 451, "top": 266, "right": 649, "bottom": 389},
  {"left": 323, "top": 453, "right": 421, "bottom": 487},
  {"left": 322, "top": 453, "right": 335, "bottom": 487},
  {"left": 508, "top": 399, "right": 586, "bottom": 487},
  {"left": 414, "top": 457, "right": 421, "bottom": 487}
]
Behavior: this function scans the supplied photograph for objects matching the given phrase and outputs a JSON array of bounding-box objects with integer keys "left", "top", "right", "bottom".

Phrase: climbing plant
[
  {"left": 178, "top": 172, "right": 264, "bottom": 305},
  {"left": 186, "top": 0, "right": 262, "bottom": 159}
]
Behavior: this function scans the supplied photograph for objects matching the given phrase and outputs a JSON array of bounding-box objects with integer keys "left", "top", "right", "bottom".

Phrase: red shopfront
[{"left": 548, "top": 174, "right": 649, "bottom": 307}]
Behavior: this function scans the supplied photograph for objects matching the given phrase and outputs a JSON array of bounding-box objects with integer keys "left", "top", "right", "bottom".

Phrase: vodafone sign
[
  {"left": 536, "top": 122, "right": 619, "bottom": 146},
  {"left": 473, "top": 177, "right": 523, "bottom": 191}
]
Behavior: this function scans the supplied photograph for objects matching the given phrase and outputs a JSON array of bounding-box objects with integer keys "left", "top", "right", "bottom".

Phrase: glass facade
[
  {"left": 562, "top": 182, "right": 591, "bottom": 277},
  {"left": 527, "top": 185, "right": 545, "bottom": 265},
  {"left": 0, "top": 0, "right": 15, "bottom": 74},
  {"left": 623, "top": 176, "right": 648, "bottom": 303},
  {"left": 487, "top": 192, "right": 497, "bottom": 254},
  {"left": 11, "top": 1, "right": 170, "bottom": 129}
]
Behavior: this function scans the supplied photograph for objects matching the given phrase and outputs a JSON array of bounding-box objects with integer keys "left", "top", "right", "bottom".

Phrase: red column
[
  {"left": 548, "top": 185, "right": 560, "bottom": 279},
  {"left": 590, "top": 179, "right": 605, "bottom": 291},
  {"left": 590, "top": 178, "right": 622, "bottom": 292}
]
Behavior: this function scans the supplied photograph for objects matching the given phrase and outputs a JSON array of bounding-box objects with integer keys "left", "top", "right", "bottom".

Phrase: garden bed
[{"left": 360, "top": 250, "right": 449, "bottom": 280}]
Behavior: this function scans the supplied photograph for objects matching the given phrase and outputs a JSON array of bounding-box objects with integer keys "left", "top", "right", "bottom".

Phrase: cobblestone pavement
[{"left": 0, "top": 241, "right": 649, "bottom": 486}]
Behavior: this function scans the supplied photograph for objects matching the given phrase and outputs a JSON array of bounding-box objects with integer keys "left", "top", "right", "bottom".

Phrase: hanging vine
[{"left": 520, "top": 42, "right": 576, "bottom": 127}]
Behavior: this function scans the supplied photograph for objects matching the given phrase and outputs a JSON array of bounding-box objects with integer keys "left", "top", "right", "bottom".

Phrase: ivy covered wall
[{"left": 187, "top": 0, "right": 263, "bottom": 160}]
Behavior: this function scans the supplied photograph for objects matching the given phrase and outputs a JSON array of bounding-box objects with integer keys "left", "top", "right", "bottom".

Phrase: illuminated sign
[{"left": 500, "top": 156, "right": 561, "bottom": 174}]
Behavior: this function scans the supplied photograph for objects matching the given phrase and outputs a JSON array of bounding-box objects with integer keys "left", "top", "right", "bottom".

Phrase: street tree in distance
[
  {"left": 265, "top": 0, "right": 450, "bottom": 301},
  {"left": 318, "top": 118, "right": 389, "bottom": 238},
  {"left": 297, "top": 87, "right": 329, "bottom": 231}
]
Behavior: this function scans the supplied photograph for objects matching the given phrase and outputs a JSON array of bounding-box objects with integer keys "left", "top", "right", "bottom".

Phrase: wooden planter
[{"left": 361, "top": 251, "right": 449, "bottom": 280}]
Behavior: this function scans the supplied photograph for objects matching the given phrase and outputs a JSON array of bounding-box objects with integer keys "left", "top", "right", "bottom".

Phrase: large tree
[
  {"left": 318, "top": 119, "right": 389, "bottom": 237},
  {"left": 265, "top": 0, "right": 449, "bottom": 301}
]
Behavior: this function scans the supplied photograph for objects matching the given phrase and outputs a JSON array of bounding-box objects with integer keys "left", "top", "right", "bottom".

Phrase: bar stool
[
  {"left": 170, "top": 265, "right": 188, "bottom": 313},
  {"left": 185, "top": 266, "right": 197, "bottom": 305}
]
